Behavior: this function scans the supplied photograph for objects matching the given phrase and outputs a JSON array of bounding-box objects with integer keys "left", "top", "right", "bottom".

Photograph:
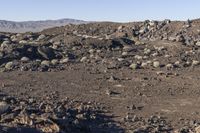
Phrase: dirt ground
[
  {"left": 1, "top": 20, "right": 200, "bottom": 132},
  {"left": 1, "top": 58, "right": 200, "bottom": 132}
]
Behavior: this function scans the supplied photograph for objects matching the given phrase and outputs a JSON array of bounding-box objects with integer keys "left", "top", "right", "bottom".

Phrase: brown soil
[{"left": 1, "top": 20, "right": 200, "bottom": 132}]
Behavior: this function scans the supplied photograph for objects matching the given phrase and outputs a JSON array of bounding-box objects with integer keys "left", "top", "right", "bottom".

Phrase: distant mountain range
[{"left": 0, "top": 19, "right": 87, "bottom": 33}]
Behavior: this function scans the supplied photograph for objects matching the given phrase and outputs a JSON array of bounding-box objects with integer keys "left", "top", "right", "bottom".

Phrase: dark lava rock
[
  {"left": 37, "top": 46, "right": 55, "bottom": 60},
  {"left": 0, "top": 93, "right": 116, "bottom": 133},
  {"left": 110, "top": 37, "right": 134, "bottom": 49}
]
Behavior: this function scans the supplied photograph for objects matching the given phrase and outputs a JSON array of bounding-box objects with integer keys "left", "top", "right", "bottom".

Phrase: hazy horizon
[{"left": 0, "top": 0, "right": 200, "bottom": 22}]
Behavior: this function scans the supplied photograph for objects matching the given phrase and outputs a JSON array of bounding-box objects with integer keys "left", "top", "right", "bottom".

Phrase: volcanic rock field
[{"left": 1, "top": 19, "right": 200, "bottom": 132}]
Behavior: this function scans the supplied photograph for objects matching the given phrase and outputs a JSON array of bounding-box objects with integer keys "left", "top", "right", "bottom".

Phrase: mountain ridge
[{"left": 0, "top": 18, "right": 87, "bottom": 33}]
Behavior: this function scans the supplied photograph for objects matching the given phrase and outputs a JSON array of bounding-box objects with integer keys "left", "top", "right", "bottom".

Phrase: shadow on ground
[
  {"left": 0, "top": 100, "right": 124, "bottom": 133},
  {"left": 0, "top": 112, "right": 124, "bottom": 133}
]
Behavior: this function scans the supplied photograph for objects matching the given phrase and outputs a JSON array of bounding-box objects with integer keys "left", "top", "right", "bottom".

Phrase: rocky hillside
[
  {"left": 2, "top": 20, "right": 200, "bottom": 132},
  {"left": 0, "top": 19, "right": 87, "bottom": 33}
]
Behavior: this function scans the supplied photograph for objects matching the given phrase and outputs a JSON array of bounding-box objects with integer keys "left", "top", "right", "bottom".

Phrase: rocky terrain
[
  {"left": 0, "top": 19, "right": 86, "bottom": 33},
  {"left": 1, "top": 19, "right": 200, "bottom": 132}
]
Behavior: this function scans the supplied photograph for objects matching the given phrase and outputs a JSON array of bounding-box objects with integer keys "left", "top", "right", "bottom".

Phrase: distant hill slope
[{"left": 0, "top": 19, "right": 87, "bottom": 33}]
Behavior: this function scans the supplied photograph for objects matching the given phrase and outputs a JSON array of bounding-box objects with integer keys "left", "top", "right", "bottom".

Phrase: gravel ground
[{"left": 1, "top": 20, "right": 200, "bottom": 132}]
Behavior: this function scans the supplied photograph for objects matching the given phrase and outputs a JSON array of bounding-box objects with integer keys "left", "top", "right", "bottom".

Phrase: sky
[{"left": 0, "top": 0, "right": 200, "bottom": 22}]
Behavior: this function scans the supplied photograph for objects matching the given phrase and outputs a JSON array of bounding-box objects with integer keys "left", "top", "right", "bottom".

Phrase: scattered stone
[
  {"left": 1, "top": 43, "right": 10, "bottom": 48},
  {"left": 152, "top": 52, "right": 158, "bottom": 57},
  {"left": 5, "top": 62, "right": 14, "bottom": 70},
  {"left": 146, "top": 60, "right": 152, "bottom": 64},
  {"left": 122, "top": 51, "right": 128, "bottom": 56},
  {"left": 166, "top": 63, "right": 173, "bottom": 69},
  {"left": 1, "top": 20, "right": 200, "bottom": 132},
  {"left": 21, "top": 57, "right": 30, "bottom": 62},
  {"left": 0, "top": 102, "right": 9, "bottom": 115},
  {"left": 141, "top": 62, "right": 148, "bottom": 68},
  {"left": 89, "top": 49, "right": 95, "bottom": 54},
  {"left": 37, "top": 34, "right": 46, "bottom": 41},
  {"left": 60, "top": 58, "right": 69, "bottom": 64},
  {"left": 144, "top": 48, "right": 151, "bottom": 55},
  {"left": 165, "top": 54, "right": 171, "bottom": 58},
  {"left": 135, "top": 55, "right": 143, "bottom": 60},
  {"left": 176, "top": 35, "right": 184, "bottom": 42},
  {"left": 130, "top": 63, "right": 139, "bottom": 70},
  {"left": 174, "top": 61, "right": 180, "bottom": 66},
  {"left": 96, "top": 49, "right": 101, "bottom": 53},
  {"left": 192, "top": 60, "right": 200, "bottom": 66},
  {"left": 196, "top": 42, "right": 200, "bottom": 47},
  {"left": 117, "top": 25, "right": 124, "bottom": 31},
  {"left": 195, "top": 126, "right": 200, "bottom": 133},
  {"left": 37, "top": 46, "right": 55, "bottom": 60},
  {"left": 41, "top": 60, "right": 50, "bottom": 67},
  {"left": 0, "top": 95, "right": 102, "bottom": 133},
  {"left": 2, "top": 40, "right": 11, "bottom": 45},
  {"left": 153, "top": 61, "right": 160, "bottom": 68},
  {"left": 51, "top": 59, "right": 59, "bottom": 65},
  {"left": 80, "top": 57, "right": 87, "bottom": 62},
  {"left": 135, "top": 41, "right": 144, "bottom": 45},
  {"left": 19, "top": 40, "right": 27, "bottom": 44}
]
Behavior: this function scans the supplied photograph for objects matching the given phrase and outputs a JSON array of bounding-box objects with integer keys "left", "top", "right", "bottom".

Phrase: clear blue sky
[{"left": 1, "top": 0, "right": 200, "bottom": 22}]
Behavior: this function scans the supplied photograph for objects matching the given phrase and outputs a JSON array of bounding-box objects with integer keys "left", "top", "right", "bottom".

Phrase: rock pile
[
  {"left": 1, "top": 20, "right": 200, "bottom": 73},
  {"left": 0, "top": 93, "right": 108, "bottom": 133},
  {"left": 1, "top": 20, "right": 200, "bottom": 132}
]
